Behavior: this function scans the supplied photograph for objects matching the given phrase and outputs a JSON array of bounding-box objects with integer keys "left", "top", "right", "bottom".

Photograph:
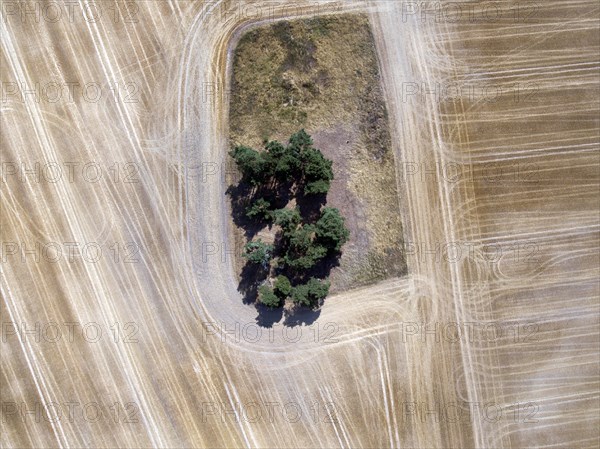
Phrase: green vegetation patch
[{"left": 229, "top": 130, "right": 349, "bottom": 309}]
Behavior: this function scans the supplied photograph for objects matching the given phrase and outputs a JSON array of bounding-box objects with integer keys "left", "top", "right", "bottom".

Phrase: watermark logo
[
  {"left": 1, "top": 2, "right": 139, "bottom": 24},
  {"left": 1, "top": 81, "right": 139, "bottom": 104},
  {"left": 199, "top": 1, "right": 343, "bottom": 25},
  {"left": 402, "top": 401, "right": 539, "bottom": 423},
  {"left": 1, "top": 242, "right": 142, "bottom": 264},
  {"left": 2, "top": 322, "right": 139, "bottom": 344},
  {"left": 197, "top": 241, "right": 244, "bottom": 264},
  {"left": 186, "top": 161, "right": 241, "bottom": 185},
  {"left": 405, "top": 240, "right": 540, "bottom": 265},
  {"left": 1, "top": 161, "right": 140, "bottom": 184},
  {"left": 398, "top": 82, "right": 539, "bottom": 104},
  {"left": 200, "top": 401, "right": 337, "bottom": 423},
  {"left": 201, "top": 321, "right": 339, "bottom": 344},
  {"left": 399, "top": 321, "right": 538, "bottom": 344},
  {"left": 403, "top": 161, "right": 539, "bottom": 184},
  {"left": 202, "top": 82, "right": 232, "bottom": 104},
  {"left": 398, "top": 2, "right": 540, "bottom": 24},
  {"left": 1, "top": 401, "right": 139, "bottom": 424}
]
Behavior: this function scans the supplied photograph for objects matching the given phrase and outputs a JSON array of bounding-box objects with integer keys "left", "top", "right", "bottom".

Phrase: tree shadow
[
  {"left": 309, "top": 252, "right": 342, "bottom": 279},
  {"left": 226, "top": 180, "right": 297, "bottom": 240},
  {"left": 262, "top": 180, "right": 294, "bottom": 211},
  {"left": 226, "top": 182, "right": 263, "bottom": 239},
  {"left": 286, "top": 251, "right": 342, "bottom": 285},
  {"left": 253, "top": 299, "right": 322, "bottom": 328},
  {"left": 254, "top": 304, "right": 284, "bottom": 328},
  {"left": 283, "top": 305, "right": 321, "bottom": 326},
  {"left": 270, "top": 230, "right": 288, "bottom": 260},
  {"left": 295, "top": 192, "right": 327, "bottom": 222},
  {"left": 237, "top": 261, "right": 268, "bottom": 305}
]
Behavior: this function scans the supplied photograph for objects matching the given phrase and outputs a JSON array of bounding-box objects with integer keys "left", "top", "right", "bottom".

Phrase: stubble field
[{"left": 1, "top": 1, "right": 598, "bottom": 448}]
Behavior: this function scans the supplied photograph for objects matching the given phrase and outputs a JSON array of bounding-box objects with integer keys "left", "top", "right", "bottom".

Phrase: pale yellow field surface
[{"left": 1, "top": 1, "right": 598, "bottom": 448}]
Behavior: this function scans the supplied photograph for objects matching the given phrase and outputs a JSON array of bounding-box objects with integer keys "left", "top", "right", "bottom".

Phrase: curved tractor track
[{"left": 1, "top": 1, "right": 598, "bottom": 448}]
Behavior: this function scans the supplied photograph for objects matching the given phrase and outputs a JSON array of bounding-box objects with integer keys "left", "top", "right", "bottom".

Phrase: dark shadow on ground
[
  {"left": 266, "top": 180, "right": 295, "bottom": 210},
  {"left": 254, "top": 302, "right": 321, "bottom": 328},
  {"left": 283, "top": 306, "right": 321, "bottom": 326},
  {"left": 254, "top": 304, "right": 284, "bottom": 328},
  {"left": 226, "top": 182, "right": 264, "bottom": 239},
  {"left": 237, "top": 262, "right": 268, "bottom": 305},
  {"left": 226, "top": 180, "right": 296, "bottom": 239},
  {"left": 240, "top": 249, "right": 341, "bottom": 325},
  {"left": 295, "top": 192, "right": 327, "bottom": 222},
  {"left": 286, "top": 252, "right": 342, "bottom": 285}
]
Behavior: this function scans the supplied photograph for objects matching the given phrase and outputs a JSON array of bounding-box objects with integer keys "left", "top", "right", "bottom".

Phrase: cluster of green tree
[
  {"left": 231, "top": 130, "right": 349, "bottom": 309},
  {"left": 258, "top": 276, "right": 330, "bottom": 309},
  {"left": 277, "top": 206, "right": 348, "bottom": 269},
  {"left": 229, "top": 129, "right": 333, "bottom": 195}
]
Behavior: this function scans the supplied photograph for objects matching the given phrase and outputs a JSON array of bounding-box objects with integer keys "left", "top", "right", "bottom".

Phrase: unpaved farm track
[{"left": 1, "top": 1, "right": 598, "bottom": 448}]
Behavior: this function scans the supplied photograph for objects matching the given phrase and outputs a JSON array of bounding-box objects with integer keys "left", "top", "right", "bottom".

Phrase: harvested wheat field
[{"left": 1, "top": 1, "right": 598, "bottom": 448}]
